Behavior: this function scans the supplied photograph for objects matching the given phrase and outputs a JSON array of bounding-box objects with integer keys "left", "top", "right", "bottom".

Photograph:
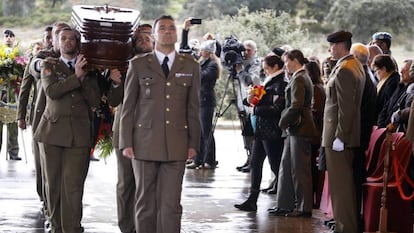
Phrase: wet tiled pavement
[{"left": 0, "top": 127, "right": 333, "bottom": 233}]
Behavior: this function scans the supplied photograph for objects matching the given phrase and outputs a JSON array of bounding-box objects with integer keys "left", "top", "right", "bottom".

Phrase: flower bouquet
[
  {"left": 0, "top": 43, "right": 28, "bottom": 123},
  {"left": 91, "top": 97, "right": 114, "bottom": 161},
  {"left": 249, "top": 85, "right": 266, "bottom": 106}
]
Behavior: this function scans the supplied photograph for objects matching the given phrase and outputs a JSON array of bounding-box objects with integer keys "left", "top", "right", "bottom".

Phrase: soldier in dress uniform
[
  {"left": 120, "top": 15, "right": 201, "bottom": 233},
  {"left": 33, "top": 27, "right": 101, "bottom": 233}
]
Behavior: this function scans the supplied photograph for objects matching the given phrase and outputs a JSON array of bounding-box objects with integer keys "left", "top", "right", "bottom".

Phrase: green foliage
[
  {"left": 300, "top": 0, "right": 333, "bottom": 23},
  {"left": 141, "top": 0, "right": 168, "bottom": 20},
  {"left": 180, "top": 0, "right": 246, "bottom": 20},
  {"left": 247, "top": 0, "right": 300, "bottom": 14},
  {"left": 211, "top": 7, "right": 309, "bottom": 57},
  {"left": 326, "top": 0, "right": 414, "bottom": 42}
]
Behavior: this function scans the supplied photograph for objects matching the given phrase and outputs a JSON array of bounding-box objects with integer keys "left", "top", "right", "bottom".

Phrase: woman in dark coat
[
  {"left": 372, "top": 54, "right": 400, "bottom": 128},
  {"left": 234, "top": 54, "right": 287, "bottom": 211},
  {"left": 186, "top": 40, "right": 221, "bottom": 169}
]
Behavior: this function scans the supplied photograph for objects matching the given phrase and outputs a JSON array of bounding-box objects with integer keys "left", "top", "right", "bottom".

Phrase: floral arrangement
[
  {"left": 0, "top": 43, "right": 28, "bottom": 101},
  {"left": 249, "top": 85, "right": 266, "bottom": 106},
  {"left": 90, "top": 98, "right": 114, "bottom": 160}
]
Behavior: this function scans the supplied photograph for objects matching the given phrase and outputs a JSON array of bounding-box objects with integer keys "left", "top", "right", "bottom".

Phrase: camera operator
[{"left": 234, "top": 39, "right": 262, "bottom": 173}]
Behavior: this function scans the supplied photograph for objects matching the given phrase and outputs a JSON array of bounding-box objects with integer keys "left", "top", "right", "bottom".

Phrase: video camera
[{"left": 221, "top": 35, "right": 245, "bottom": 70}]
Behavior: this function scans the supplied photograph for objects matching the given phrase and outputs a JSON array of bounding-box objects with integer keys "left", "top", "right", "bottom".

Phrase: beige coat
[{"left": 322, "top": 55, "right": 365, "bottom": 148}]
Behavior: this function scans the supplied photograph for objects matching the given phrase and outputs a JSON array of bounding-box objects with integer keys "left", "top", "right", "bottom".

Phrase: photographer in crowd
[
  {"left": 187, "top": 40, "right": 222, "bottom": 169},
  {"left": 234, "top": 39, "right": 262, "bottom": 173}
]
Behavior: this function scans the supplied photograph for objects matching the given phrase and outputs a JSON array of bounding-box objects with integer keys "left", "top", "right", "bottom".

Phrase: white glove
[
  {"left": 332, "top": 138, "right": 344, "bottom": 152},
  {"left": 391, "top": 110, "right": 400, "bottom": 123}
]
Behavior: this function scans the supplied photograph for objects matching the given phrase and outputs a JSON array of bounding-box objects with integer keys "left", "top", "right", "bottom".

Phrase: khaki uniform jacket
[
  {"left": 33, "top": 58, "right": 101, "bottom": 147},
  {"left": 322, "top": 55, "right": 365, "bottom": 148},
  {"left": 17, "top": 56, "right": 37, "bottom": 124},
  {"left": 29, "top": 50, "right": 59, "bottom": 134},
  {"left": 279, "top": 69, "right": 318, "bottom": 137},
  {"left": 119, "top": 52, "right": 201, "bottom": 161}
]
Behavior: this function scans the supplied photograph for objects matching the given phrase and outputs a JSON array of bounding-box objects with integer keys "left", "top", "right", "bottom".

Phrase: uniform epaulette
[
  {"left": 132, "top": 53, "right": 150, "bottom": 62},
  {"left": 44, "top": 57, "right": 59, "bottom": 64},
  {"left": 36, "top": 49, "right": 57, "bottom": 60},
  {"left": 178, "top": 53, "right": 198, "bottom": 63}
]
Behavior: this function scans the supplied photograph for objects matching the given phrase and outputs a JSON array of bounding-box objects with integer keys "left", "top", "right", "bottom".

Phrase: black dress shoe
[
  {"left": 266, "top": 188, "right": 277, "bottom": 195},
  {"left": 261, "top": 187, "right": 272, "bottom": 192},
  {"left": 9, "top": 152, "right": 22, "bottom": 160},
  {"left": 241, "top": 165, "right": 250, "bottom": 173},
  {"left": 267, "top": 206, "right": 278, "bottom": 211},
  {"left": 236, "top": 161, "right": 249, "bottom": 171},
  {"left": 284, "top": 210, "right": 312, "bottom": 218},
  {"left": 234, "top": 200, "right": 257, "bottom": 211},
  {"left": 268, "top": 207, "right": 292, "bottom": 216}
]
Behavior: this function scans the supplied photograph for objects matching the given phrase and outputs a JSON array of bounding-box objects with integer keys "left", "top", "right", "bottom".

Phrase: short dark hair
[
  {"left": 263, "top": 54, "right": 284, "bottom": 70},
  {"left": 284, "top": 49, "right": 307, "bottom": 66},
  {"left": 138, "top": 23, "right": 152, "bottom": 31},
  {"left": 372, "top": 54, "right": 396, "bottom": 72},
  {"left": 3, "top": 29, "right": 14, "bottom": 37},
  {"left": 153, "top": 15, "right": 174, "bottom": 31},
  {"left": 44, "top": 26, "right": 53, "bottom": 32},
  {"left": 59, "top": 27, "right": 81, "bottom": 47}
]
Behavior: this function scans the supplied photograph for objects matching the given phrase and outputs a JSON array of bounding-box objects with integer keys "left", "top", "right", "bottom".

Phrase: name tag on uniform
[{"left": 175, "top": 73, "right": 192, "bottom": 78}]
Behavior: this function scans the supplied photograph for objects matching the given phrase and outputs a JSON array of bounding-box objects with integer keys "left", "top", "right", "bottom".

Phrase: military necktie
[
  {"left": 67, "top": 61, "right": 74, "bottom": 72},
  {"left": 162, "top": 56, "right": 169, "bottom": 78}
]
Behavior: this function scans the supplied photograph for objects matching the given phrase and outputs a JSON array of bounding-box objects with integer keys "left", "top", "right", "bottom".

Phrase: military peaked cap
[{"left": 327, "top": 30, "right": 352, "bottom": 43}]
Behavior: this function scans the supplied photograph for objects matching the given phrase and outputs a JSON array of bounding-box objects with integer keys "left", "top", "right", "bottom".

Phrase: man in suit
[
  {"left": 350, "top": 43, "right": 377, "bottom": 233},
  {"left": 112, "top": 24, "right": 153, "bottom": 233},
  {"left": 400, "top": 61, "right": 414, "bottom": 151},
  {"left": 120, "top": 15, "right": 201, "bottom": 233},
  {"left": 33, "top": 27, "right": 101, "bottom": 233},
  {"left": 322, "top": 31, "right": 365, "bottom": 233}
]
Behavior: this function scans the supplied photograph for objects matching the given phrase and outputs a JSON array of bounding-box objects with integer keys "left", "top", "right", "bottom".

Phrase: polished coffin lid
[{"left": 72, "top": 4, "right": 141, "bottom": 71}]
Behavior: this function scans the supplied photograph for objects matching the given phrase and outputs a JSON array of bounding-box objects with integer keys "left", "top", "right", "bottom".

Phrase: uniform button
[
  {"left": 146, "top": 82, "right": 149, "bottom": 86},
  {"left": 71, "top": 94, "right": 75, "bottom": 97},
  {"left": 166, "top": 95, "right": 170, "bottom": 99},
  {"left": 184, "top": 125, "right": 188, "bottom": 129},
  {"left": 166, "top": 82, "right": 171, "bottom": 86},
  {"left": 166, "top": 120, "right": 170, "bottom": 124},
  {"left": 166, "top": 108, "right": 170, "bottom": 112},
  {"left": 183, "top": 83, "right": 187, "bottom": 86},
  {"left": 71, "top": 105, "right": 74, "bottom": 108},
  {"left": 138, "top": 124, "right": 142, "bottom": 127}
]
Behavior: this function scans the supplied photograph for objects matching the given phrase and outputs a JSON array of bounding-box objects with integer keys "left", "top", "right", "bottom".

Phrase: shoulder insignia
[
  {"left": 179, "top": 53, "right": 197, "bottom": 63},
  {"left": 44, "top": 57, "right": 59, "bottom": 65}
]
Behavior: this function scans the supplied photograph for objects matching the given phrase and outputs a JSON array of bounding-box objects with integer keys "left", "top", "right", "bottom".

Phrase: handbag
[{"left": 240, "top": 112, "right": 254, "bottom": 136}]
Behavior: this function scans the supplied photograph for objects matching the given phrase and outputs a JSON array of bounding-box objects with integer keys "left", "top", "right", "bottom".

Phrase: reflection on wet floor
[{"left": 0, "top": 128, "right": 332, "bottom": 233}]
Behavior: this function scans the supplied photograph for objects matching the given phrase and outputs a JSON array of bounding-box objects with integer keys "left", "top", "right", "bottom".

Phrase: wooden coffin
[{"left": 71, "top": 4, "right": 141, "bottom": 71}]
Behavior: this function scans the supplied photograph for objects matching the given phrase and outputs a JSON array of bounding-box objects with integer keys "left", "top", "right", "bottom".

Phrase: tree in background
[
  {"left": 180, "top": 0, "right": 243, "bottom": 20},
  {"left": 1, "top": 0, "right": 35, "bottom": 17},
  {"left": 247, "top": 0, "right": 300, "bottom": 15},
  {"left": 300, "top": 0, "right": 333, "bottom": 24},
  {"left": 141, "top": 0, "right": 168, "bottom": 20},
  {"left": 325, "top": 0, "right": 414, "bottom": 42},
  {"left": 211, "top": 7, "right": 309, "bottom": 56}
]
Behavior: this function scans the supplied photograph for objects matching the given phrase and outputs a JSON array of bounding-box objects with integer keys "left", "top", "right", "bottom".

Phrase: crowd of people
[
  {"left": 1, "top": 12, "right": 414, "bottom": 233},
  {"left": 227, "top": 30, "right": 414, "bottom": 233}
]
